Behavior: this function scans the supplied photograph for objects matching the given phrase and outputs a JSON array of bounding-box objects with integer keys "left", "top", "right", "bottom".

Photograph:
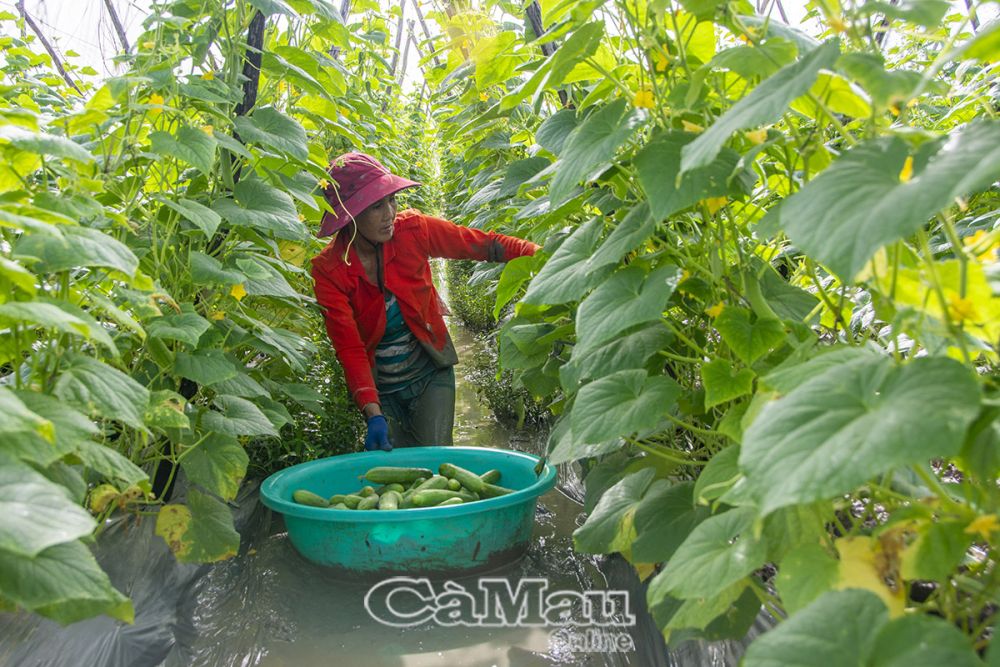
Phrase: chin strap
[{"left": 355, "top": 230, "right": 385, "bottom": 293}]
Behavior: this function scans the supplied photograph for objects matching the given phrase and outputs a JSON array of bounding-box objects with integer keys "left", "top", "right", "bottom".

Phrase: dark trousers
[{"left": 380, "top": 365, "right": 455, "bottom": 447}]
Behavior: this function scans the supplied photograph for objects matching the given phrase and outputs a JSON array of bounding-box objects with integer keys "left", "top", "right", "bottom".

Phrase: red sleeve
[
  {"left": 310, "top": 263, "right": 380, "bottom": 411},
  {"left": 416, "top": 212, "right": 539, "bottom": 262}
]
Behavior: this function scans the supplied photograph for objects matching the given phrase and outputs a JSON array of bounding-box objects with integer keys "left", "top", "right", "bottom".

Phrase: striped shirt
[{"left": 374, "top": 292, "right": 436, "bottom": 394}]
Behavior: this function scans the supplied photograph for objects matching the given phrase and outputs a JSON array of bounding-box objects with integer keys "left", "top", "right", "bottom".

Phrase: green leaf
[
  {"left": 54, "top": 355, "right": 150, "bottom": 431},
  {"left": 247, "top": 0, "right": 297, "bottom": 16},
  {"left": 74, "top": 438, "right": 150, "bottom": 490},
  {"left": 174, "top": 349, "right": 240, "bottom": 386},
  {"left": 234, "top": 107, "right": 308, "bottom": 161},
  {"left": 0, "top": 540, "right": 133, "bottom": 625},
  {"left": 144, "top": 389, "right": 191, "bottom": 431},
  {"left": 635, "top": 132, "right": 747, "bottom": 220},
  {"left": 179, "top": 433, "right": 247, "bottom": 501},
  {"left": 494, "top": 254, "right": 541, "bottom": 319},
  {"left": 714, "top": 306, "right": 786, "bottom": 365},
  {"left": 202, "top": 395, "right": 279, "bottom": 437},
  {"left": 274, "top": 382, "right": 326, "bottom": 413},
  {"left": 702, "top": 358, "right": 755, "bottom": 408},
  {"left": 471, "top": 32, "right": 524, "bottom": 88},
  {"left": 573, "top": 468, "right": 656, "bottom": 554},
  {"left": 155, "top": 489, "right": 240, "bottom": 563},
  {"left": 743, "top": 589, "right": 887, "bottom": 667},
  {"left": 576, "top": 264, "right": 682, "bottom": 352},
  {"left": 571, "top": 369, "right": 681, "bottom": 443},
  {"left": 791, "top": 72, "right": 872, "bottom": 120},
  {"left": 212, "top": 178, "right": 307, "bottom": 240},
  {"left": 710, "top": 38, "right": 798, "bottom": 79},
  {"left": 549, "top": 99, "right": 647, "bottom": 206},
  {"left": 779, "top": 122, "right": 1000, "bottom": 280},
  {"left": 586, "top": 202, "right": 657, "bottom": 270},
  {"left": 740, "top": 355, "right": 981, "bottom": 516},
  {"left": 535, "top": 108, "right": 578, "bottom": 155},
  {"left": 4, "top": 390, "right": 89, "bottom": 466},
  {"left": 0, "top": 125, "right": 94, "bottom": 163},
  {"left": 189, "top": 251, "right": 245, "bottom": 286},
  {"left": 776, "top": 542, "right": 839, "bottom": 614},
  {"left": 859, "top": 0, "right": 949, "bottom": 27},
  {"left": 158, "top": 197, "right": 222, "bottom": 239},
  {"left": 631, "top": 481, "right": 710, "bottom": 563},
  {"left": 502, "top": 22, "right": 604, "bottom": 112},
  {"left": 0, "top": 454, "right": 96, "bottom": 557},
  {"left": 693, "top": 445, "right": 741, "bottom": 505},
  {"left": 656, "top": 579, "right": 756, "bottom": 640},
  {"left": 869, "top": 613, "right": 981, "bottom": 667},
  {"left": 651, "top": 506, "right": 766, "bottom": 599},
  {"left": 149, "top": 126, "right": 217, "bottom": 175},
  {"left": 211, "top": 372, "right": 268, "bottom": 398},
  {"left": 837, "top": 53, "right": 924, "bottom": 110},
  {"left": 15, "top": 225, "right": 138, "bottom": 277},
  {"left": 497, "top": 157, "right": 551, "bottom": 198},
  {"left": 522, "top": 217, "right": 609, "bottom": 305},
  {"left": 546, "top": 414, "right": 621, "bottom": 466},
  {"left": 146, "top": 310, "right": 211, "bottom": 347},
  {"left": 0, "top": 299, "right": 115, "bottom": 353},
  {"left": 0, "top": 256, "right": 37, "bottom": 296},
  {"left": 900, "top": 520, "right": 971, "bottom": 582},
  {"left": 681, "top": 40, "right": 839, "bottom": 173},
  {"left": 236, "top": 255, "right": 301, "bottom": 298},
  {"left": 0, "top": 387, "right": 54, "bottom": 445},
  {"left": 757, "top": 265, "right": 819, "bottom": 322},
  {"left": 560, "top": 322, "right": 673, "bottom": 390}
]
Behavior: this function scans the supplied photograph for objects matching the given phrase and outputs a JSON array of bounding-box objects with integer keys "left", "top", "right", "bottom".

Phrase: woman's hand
[{"left": 364, "top": 414, "right": 392, "bottom": 451}]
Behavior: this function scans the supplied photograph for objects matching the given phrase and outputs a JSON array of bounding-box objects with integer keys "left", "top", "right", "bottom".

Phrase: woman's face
[{"left": 354, "top": 194, "right": 398, "bottom": 244}]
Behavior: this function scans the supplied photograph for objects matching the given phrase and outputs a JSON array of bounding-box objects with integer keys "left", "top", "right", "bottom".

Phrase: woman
[{"left": 311, "top": 153, "right": 539, "bottom": 451}]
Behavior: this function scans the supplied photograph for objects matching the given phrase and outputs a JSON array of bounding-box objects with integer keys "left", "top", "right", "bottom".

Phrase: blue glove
[{"left": 364, "top": 415, "right": 392, "bottom": 452}]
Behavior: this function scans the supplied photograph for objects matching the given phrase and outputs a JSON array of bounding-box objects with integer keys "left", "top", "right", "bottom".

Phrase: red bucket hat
[{"left": 318, "top": 152, "right": 420, "bottom": 237}]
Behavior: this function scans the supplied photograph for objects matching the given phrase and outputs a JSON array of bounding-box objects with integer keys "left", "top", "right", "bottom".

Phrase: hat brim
[{"left": 318, "top": 173, "right": 421, "bottom": 237}]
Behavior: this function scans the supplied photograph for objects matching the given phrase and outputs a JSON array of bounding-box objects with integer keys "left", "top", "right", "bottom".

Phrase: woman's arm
[
  {"left": 311, "top": 265, "right": 381, "bottom": 412},
  {"left": 417, "top": 212, "right": 539, "bottom": 262}
]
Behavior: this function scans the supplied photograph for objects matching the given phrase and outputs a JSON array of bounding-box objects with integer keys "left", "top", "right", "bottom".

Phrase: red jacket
[{"left": 311, "top": 209, "right": 539, "bottom": 410}]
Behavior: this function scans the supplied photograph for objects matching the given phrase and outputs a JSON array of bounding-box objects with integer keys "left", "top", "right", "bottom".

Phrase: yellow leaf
[
  {"left": 835, "top": 536, "right": 905, "bottom": 617},
  {"left": 633, "top": 562, "right": 657, "bottom": 581},
  {"left": 705, "top": 301, "right": 725, "bottom": 318},
  {"left": 898, "top": 156, "right": 914, "bottom": 183},
  {"left": 745, "top": 128, "right": 768, "bottom": 145},
  {"left": 633, "top": 89, "right": 655, "bottom": 109},
  {"left": 682, "top": 120, "right": 704, "bottom": 133},
  {"left": 155, "top": 504, "right": 193, "bottom": 558},
  {"left": 964, "top": 230, "right": 999, "bottom": 264},
  {"left": 702, "top": 196, "right": 727, "bottom": 214},
  {"left": 965, "top": 514, "right": 998, "bottom": 539},
  {"left": 230, "top": 284, "right": 247, "bottom": 301}
]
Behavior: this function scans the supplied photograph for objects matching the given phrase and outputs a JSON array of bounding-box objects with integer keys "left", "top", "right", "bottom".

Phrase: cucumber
[
  {"left": 358, "top": 486, "right": 376, "bottom": 497},
  {"left": 378, "top": 490, "right": 402, "bottom": 510},
  {"left": 293, "top": 489, "right": 330, "bottom": 508},
  {"left": 437, "top": 497, "right": 465, "bottom": 506},
  {"left": 356, "top": 495, "right": 379, "bottom": 510},
  {"left": 439, "top": 463, "right": 486, "bottom": 494},
  {"left": 328, "top": 494, "right": 363, "bottom": 508},
  {"left": 480, "top": 469, "right": 502, "bottom": 484},
  {"left": 446, "top": 478, "right": 462, "bottom": 491},
  {"left": 480, "top": 483, "right": 514, "bottom": 498},
  {"left": 411, "top": 489, "right": 478, "bottom": 507},
  {"left": 415, "top": 475, "right": 450, "bottom": 492},
  {"left": 364, "top": 466, "right": 435, "bottom": 484},
  {"left": 408, "top": 477, "right": 429, "bottom": 490},
  {"left": 331, "top": 502, "right": 349, "bottom": 509},
  {"left": 383, "top": 483, "right": 405, "bottom": 494}
]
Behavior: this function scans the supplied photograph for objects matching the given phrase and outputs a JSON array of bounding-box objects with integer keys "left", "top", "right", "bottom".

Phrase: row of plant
[
  {"left": 0, "top": 0, "right": 437, "bottom": 624},
  {"left": 429, "top": 0, "right": 1000, "bottom": 662}
]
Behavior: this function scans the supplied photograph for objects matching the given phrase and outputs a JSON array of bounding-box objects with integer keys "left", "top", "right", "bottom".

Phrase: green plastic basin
[{"left": 260, "top": 446, "right": 557, "bottom": 575}]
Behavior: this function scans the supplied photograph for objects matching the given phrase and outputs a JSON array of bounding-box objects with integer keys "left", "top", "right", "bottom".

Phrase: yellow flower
[
  {"left": 965, "top": 514, "right": 998, "bottom": 539},
  {"left": 318, "top": 178, "right": 330, "bottom": 190},
  {"left": 898, "top": 156, "right": 914, "bottom": 183},
  {"left": 682, "top": 120, "right": 704, "bottom": 133},
  {"left": 230, "top": 284, "right": 247, "bottom": 301},
  {"left": 703, "top": 196, "right": 727, "bottom": 214},
  {"left": 209, "top": 310, "right": 226, "bottom": 321},
  {"left": 948, "top": 293, "right": 979, "bottom": 323},
  {"left": 201, "top": 124, "right": 214, "bottom": 136},
  {"left": 202, "top": 71, "right": 215, "bottom": 80},
  {"left": 655, "top": 52, "right": 669, "bottom": 72},
  {"left": 141, "top": 40, "right": 155, "bottom": 50},
  {"left": 705, "top": 302, "right": 725, "bottom": 318},
  {"left": 745, "top": 128, "right": 768, "bottom": 145},
  {"left": 148, "top": 93, "right": 164, "bottom": 105},
  {"left": 889, "top": 104, "right": 901, "bottom": 117},
  {"left": 297, "top": 213, "right": 305, "bottom": 222},
  {"left": 479, "top": 91, "right": 489, "bottom": 101},
  {"left": 633, "top": 89, "right": 655, "bottom": 109},
  {"left": 828, "top": 16, "right": 848, "bottom": 33}
]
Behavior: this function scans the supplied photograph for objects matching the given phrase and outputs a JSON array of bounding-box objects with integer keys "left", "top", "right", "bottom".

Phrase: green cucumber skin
[
  {"left": 356, "top": 495, "right": 379, "bottom": 510},
  {"left": 292, "top": 489, "right": 330, "bottom": 508},
  {"left": 479, "top": 469, "right": 502, "bottom": 484},
  {"left": 439, "top": 463, "right": 486, "bottom": 494},
  {"left": 364, "top": 467, "right": 435, "bottom": 484},
  {"left": 480, "top": 483, "right": 514, "bottom": 498},
  {"left": 378, "top": 490, "right": 402, "bottom": 510}
]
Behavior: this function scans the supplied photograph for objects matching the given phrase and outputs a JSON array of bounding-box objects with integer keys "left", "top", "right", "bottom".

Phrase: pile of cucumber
[{"left": 291, "top": 463, "right": 515, "bottom": 510}]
